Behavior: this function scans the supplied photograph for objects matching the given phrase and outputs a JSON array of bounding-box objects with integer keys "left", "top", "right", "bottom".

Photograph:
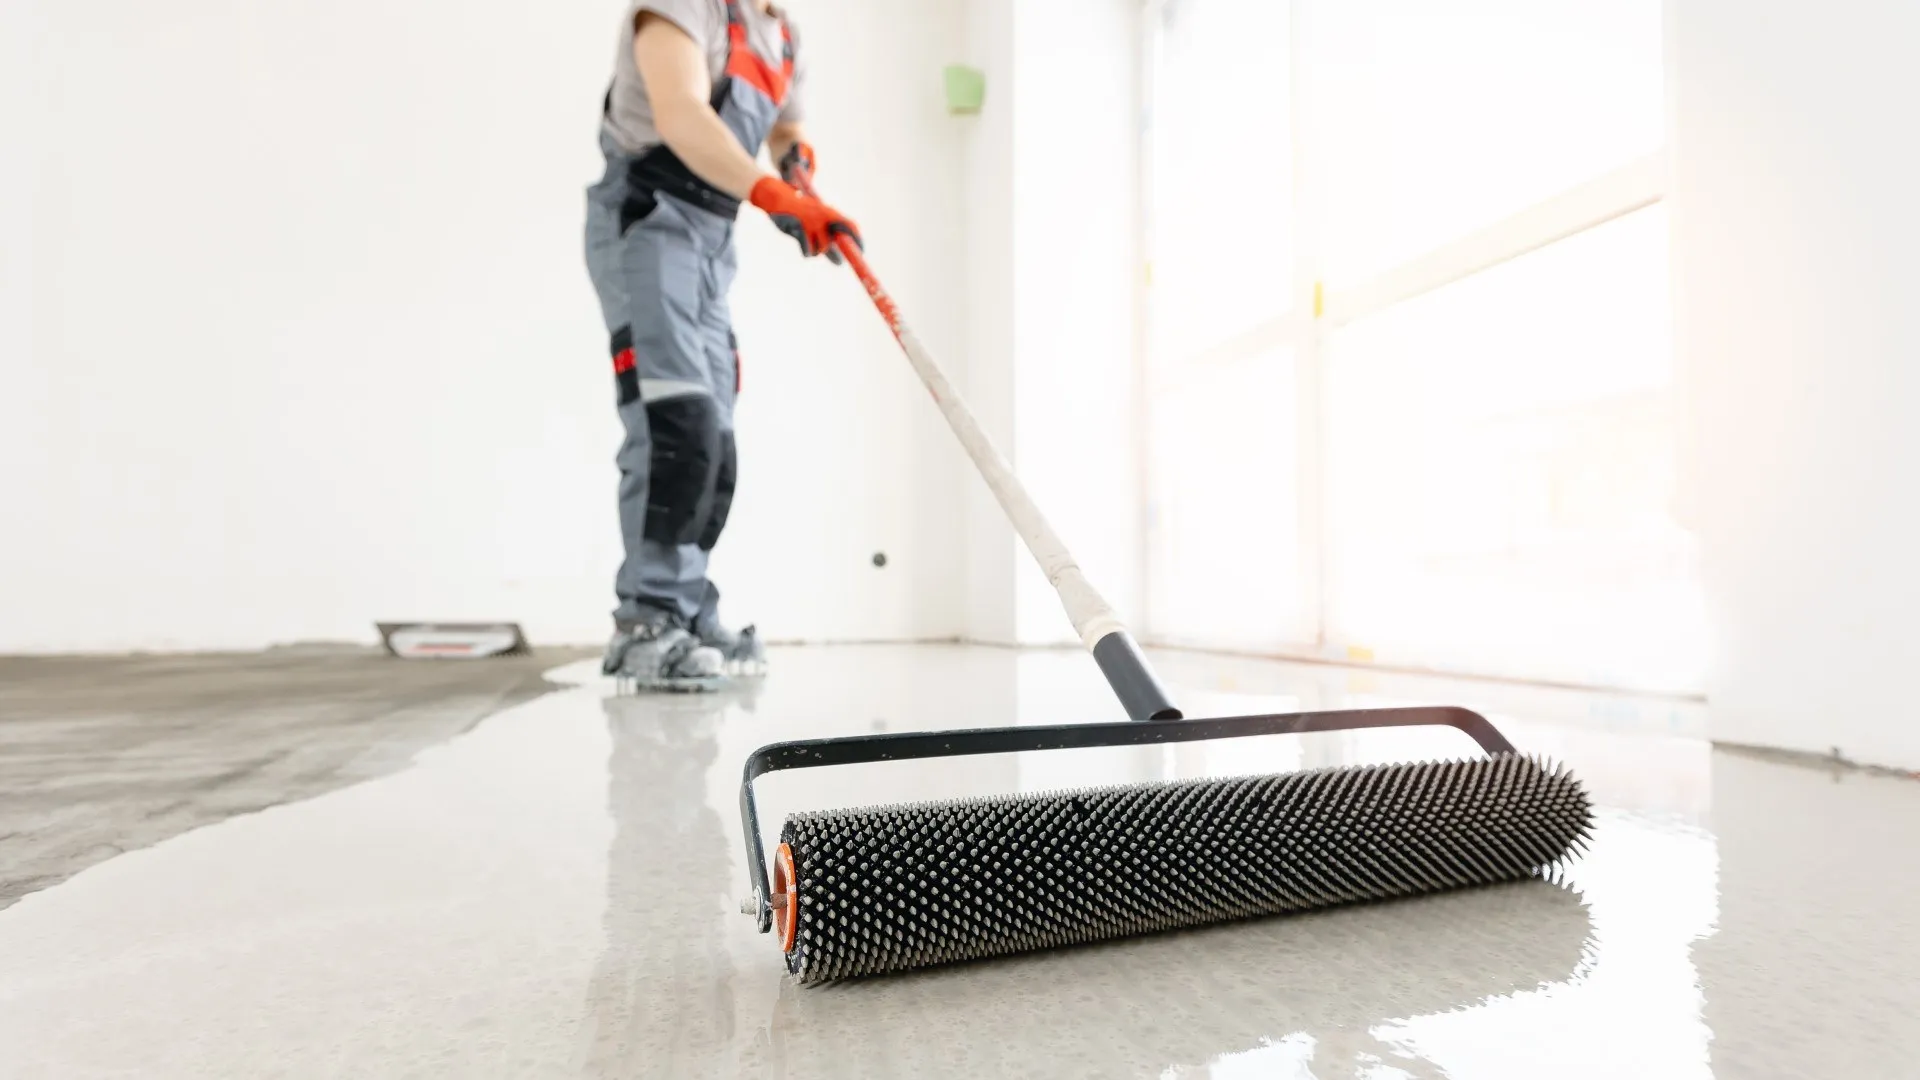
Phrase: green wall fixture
[{"left": 944, "top": 65, "right": 986, "bottom": 115}]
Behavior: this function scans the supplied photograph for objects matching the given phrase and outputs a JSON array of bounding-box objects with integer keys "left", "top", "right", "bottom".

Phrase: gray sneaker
[
  {"left": 603, "top": 611, "right": 725, "bottom": 693},
  {"left": 694, "top": 615, "right": 767, "bottom": 678}
]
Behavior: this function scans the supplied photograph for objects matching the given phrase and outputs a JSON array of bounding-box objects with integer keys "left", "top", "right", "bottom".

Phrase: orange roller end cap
[{"left": 773, "top": 843, "right": 799, "bottom": 954}]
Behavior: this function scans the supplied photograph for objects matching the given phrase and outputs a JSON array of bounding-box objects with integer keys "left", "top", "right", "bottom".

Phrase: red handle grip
[{"left": 789, "top": 168, "right": 902, "bottom": 338}]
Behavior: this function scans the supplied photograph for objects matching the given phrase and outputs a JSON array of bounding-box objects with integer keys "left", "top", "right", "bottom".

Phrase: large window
[
  {"left": 1144, "top": 0, "right": 1310, "bottom": 652},
  {"left": 1147, "top": 0, "right": 1294, "bottom": 365},
  {"left": 1142, "top": 0, "right": 1699, "bottom": 693},
  {"left": 1312, "top": 0, "right": 1665, "bottom": 285}
]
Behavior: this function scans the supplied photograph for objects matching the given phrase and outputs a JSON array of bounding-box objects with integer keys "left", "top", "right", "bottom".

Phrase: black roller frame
[{"left": 737, "top": 701, "right": 1519, "bottom": 934}]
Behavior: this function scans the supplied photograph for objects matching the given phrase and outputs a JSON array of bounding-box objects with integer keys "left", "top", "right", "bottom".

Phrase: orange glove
[
  {"left": 749, "top": 177, "right": 862, "bottom": 260},
  {"left": 778, "top": 141, "right": 817, "bottom": 185}
]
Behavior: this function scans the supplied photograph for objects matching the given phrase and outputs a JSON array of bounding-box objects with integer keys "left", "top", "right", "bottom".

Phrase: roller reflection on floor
[
  {"left": 765, "top": 878, "right": 1593, "bottom": 1078},
  {"left": 575, "top": 674, "right": 1594, "bottom": 1078}
]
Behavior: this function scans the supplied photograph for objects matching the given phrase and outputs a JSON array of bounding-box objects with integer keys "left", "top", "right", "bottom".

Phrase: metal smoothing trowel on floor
[{"left": 377, "top": 623, "right": 530, "bottom": 660}]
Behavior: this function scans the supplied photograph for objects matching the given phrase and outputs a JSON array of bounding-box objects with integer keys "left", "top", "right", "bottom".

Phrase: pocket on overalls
[{"left": 618, "top": 186, "right": 659, "bottom": 236}]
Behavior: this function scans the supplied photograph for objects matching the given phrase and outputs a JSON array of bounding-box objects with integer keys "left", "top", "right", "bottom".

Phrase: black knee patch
[
  {"left": 643, "top": 394, "right": 724, "bottom": 546},
  {"left": 698, "top": 432, "right": 738, "bottom": 551},
  {"left": 611, "top": 326, "right": 639, "bottom": 406}
]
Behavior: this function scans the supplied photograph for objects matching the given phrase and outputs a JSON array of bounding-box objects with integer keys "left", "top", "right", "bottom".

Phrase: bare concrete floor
[
  {"left": 0, "top": 645, "right": 1915, "bottom": 1078},
  {"left": 0, "top": 646, "right": 591, "bottom": 908}
]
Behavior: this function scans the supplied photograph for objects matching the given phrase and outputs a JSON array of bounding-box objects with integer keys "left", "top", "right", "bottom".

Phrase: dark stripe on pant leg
[
  {"left": 698, "top": 432, "right": 738, "bottom": 551},
  {"left": 611, "top": 326, "right": 639, "bottom": 406},
  {"left": 643, "top": 394, "right": 723, "bottom": 546}
]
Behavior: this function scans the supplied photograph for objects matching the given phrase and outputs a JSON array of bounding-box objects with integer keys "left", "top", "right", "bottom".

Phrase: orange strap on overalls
[{"left": 721, "top": 0, "right": 794, "bottom": 107}]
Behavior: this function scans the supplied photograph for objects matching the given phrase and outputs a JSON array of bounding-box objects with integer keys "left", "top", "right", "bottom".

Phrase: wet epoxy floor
[{"left": 1, "top": 645, "right": 1915, "bottom": 1078}]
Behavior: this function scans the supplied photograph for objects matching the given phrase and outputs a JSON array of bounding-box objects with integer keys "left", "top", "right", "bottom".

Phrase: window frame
[{"left": 1138, "top": 0, "right": 1674, "bottom": 676}]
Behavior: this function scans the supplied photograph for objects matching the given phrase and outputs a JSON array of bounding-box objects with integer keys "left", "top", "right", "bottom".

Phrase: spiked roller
[{"left": 739, "top": 168, "right": 1597, "bottom": 983}]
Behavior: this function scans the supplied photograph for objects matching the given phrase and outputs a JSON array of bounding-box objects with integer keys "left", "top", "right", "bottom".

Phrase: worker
[{"left": 584, "top": 0, "right": 860, "bottom": 690}]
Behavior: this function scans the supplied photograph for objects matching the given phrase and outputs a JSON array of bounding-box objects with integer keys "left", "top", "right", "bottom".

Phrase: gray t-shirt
[{"left": 604, "top": 0, "right": 806, "bottom": 156}]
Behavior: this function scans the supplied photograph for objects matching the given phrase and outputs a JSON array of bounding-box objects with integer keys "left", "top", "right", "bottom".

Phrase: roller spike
[{"left": 779, "top": 753, "right": 1593, "bottom": 982}]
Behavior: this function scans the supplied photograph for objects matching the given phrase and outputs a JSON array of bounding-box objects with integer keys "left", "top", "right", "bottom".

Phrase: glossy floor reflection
[{"left": 1, "top": 645, "right": 1915, "bottom": 1078}]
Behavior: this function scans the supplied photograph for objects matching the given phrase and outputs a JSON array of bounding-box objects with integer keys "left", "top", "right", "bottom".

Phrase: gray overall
[{"left": 583, "top": 1, "right": 792, "bottom": 627}]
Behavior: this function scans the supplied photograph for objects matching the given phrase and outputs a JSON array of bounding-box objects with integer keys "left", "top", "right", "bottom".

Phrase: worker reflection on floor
[{"left": 584, "top": 689, "right": 750, "bottom": 1076}]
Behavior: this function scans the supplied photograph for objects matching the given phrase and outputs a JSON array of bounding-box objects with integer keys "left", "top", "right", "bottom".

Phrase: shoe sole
[{"left": 618, "top": 676, "right": 725, "bottom": 695}]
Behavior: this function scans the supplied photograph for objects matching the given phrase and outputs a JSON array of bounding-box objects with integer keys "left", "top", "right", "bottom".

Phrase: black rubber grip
[{"left": 1091, "top": 631, "right": 1183, "bottom": 722}]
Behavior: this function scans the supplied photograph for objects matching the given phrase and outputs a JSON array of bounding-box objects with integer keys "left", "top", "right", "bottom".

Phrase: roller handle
[{"left": 792, "top": 168, "right": 1180, "bottom": 723}]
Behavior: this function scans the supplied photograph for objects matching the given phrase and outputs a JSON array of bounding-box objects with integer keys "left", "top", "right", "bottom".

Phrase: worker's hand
[
  {"left": 777, "top": 141, "right": 817, "bottom": 186},
  {"left": 773, "top": 146, "right": 842, "bottom": 264},
  {"left": 749, "top": 177, "right": 862, "bottom": 261}
]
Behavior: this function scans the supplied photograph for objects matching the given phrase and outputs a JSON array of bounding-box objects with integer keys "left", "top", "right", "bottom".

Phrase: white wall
[
  {"left": 956, "top": 0, "right": 1147, "bottom": 648},
  {"left": 0, "top": 2, "right": 36, "bottom": 433},
  {"left": 957, "top": 0, "right": 1021, "bottom": 647},
  {"left": 1673, "top": 0, "right": 1920, "bottom": 768},
  {"left": 1010, "top": 0, "right": 1145, "bottom": 647},
  {"left": 0, "top": 0, "right": 968, "bottom": 652}
]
